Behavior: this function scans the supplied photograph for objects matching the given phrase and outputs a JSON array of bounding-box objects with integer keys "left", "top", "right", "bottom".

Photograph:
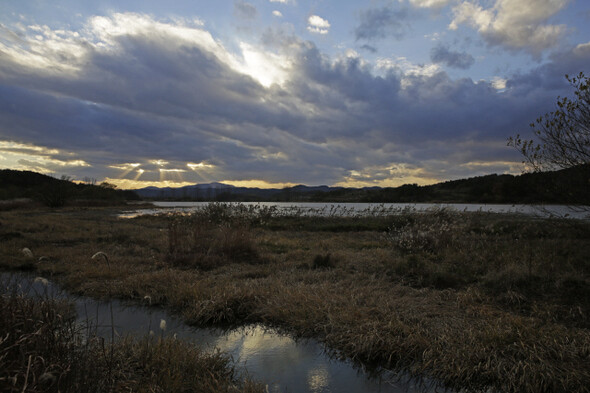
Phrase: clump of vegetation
[
  {"left": 0, "top": 280, "right": 263, "bottom": 392},
  {"left": 383, "top": 208, "right": 590, "bottom": 300},
  {"left": 166, "top": 209, "right": 260, "bottom": 270},
  {"left": 312, "top": 253, "right": 334, "bottom": 269},
  {"left": 385, "top": 207, "right": 462, "bottom": 254}
]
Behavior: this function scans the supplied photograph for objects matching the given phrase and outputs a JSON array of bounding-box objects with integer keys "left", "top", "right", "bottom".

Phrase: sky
[{"left": 0, "top": 0, "right": 589, "bottom": 189}]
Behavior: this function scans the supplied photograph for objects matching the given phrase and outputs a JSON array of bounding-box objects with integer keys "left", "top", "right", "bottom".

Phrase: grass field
[{"left": 1, "top": 203, "right": 589, "bottom": 392}]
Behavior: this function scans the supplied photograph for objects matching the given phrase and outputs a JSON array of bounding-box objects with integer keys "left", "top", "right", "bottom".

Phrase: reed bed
[{"left": 0, "top": 203, "right": 589, "bottom": 392}]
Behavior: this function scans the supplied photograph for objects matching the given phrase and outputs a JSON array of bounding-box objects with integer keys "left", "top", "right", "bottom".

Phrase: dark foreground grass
[
  {"left": 0, "top": 280, "right": 263, "bottom": 393},
  {"left": 0, "top": 204, "right": 589, "bottom": 392}
]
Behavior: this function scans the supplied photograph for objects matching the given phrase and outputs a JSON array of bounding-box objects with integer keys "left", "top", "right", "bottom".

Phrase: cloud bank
[{"left": 0, "top": 12, "right": 588, "bottom": 188}]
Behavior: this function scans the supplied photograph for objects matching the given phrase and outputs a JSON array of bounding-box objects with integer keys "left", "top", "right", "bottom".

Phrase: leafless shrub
[{"left": 386, "top": 207, "right": 465, "bottom": 254}]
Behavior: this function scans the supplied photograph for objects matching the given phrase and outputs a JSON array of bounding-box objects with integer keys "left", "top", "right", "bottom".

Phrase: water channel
[{"left": 2, "top": 273, "right": 447, "bottom": 393}]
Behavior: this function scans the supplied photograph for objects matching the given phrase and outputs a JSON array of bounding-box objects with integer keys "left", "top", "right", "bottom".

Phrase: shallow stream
[{"left": 1, "top": 273, "right": 446, "bottom": 393}]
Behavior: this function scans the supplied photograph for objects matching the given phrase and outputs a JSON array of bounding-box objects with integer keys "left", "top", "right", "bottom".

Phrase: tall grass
[
  {"left": 167, "top": 210, "right": 260, "bottom": 270},
  {"left": 0, "top": 277, "right": 264, "bottom": 392}
]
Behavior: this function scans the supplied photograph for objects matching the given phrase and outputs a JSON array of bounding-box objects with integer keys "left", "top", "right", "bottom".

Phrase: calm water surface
[
  {"left": 121, "top": 201, "right": 589, "bottom": 219},
  {"left": 2, "top": 273, "right": 447, "bottom": 393}
]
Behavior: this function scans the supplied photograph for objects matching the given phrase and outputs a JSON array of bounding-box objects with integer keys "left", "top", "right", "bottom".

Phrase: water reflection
[
  {"left": 308, "top": 366, "right": 329, "bottom": 392},
  {"left": 1, "top": 273, "right": 445, "bottom": 393}
]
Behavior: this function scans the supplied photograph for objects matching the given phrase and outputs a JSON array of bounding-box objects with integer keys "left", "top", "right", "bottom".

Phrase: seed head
[
  {"left": 91, "top": 251, "right": 110, "bottom": 267},
  {"left": 34, "top": 277, "right": 49, "bottom": 286},
  {"left": 21, "top": 248, "right": 33, "bottom": 258},
  {"left": 159, "top": 319, "right": 167, "bottom": 331},
  {"left": 92, "top": 251, "right": 108, "bottom": 261},
  {"left": 39, "top": 372, "right": 56, "bottom": 385}
]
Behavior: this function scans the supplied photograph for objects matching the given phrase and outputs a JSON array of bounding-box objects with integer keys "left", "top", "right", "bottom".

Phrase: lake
[{"left": 120, "top": 201, "right": 590, "bottom": 219}]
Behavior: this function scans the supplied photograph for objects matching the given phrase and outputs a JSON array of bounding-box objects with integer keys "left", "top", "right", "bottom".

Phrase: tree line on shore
[{"left": 1, "top": 164, "right": 588, "bottom": 206}]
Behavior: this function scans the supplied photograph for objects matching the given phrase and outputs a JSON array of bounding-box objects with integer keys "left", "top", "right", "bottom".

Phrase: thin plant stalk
[{"left": 91, "top": 251, "right": 115, "bottom": 383}]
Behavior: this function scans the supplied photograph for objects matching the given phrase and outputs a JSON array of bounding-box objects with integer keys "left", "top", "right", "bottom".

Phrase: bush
[
  {"left": 385, "top": 207, "right": 464, "bottom": 254},
  {"left": 167, "top": 213, "right": 260, "bottom": 270},
  {"left": 312, "top": 253, "right": 334, "bottom": 269}
]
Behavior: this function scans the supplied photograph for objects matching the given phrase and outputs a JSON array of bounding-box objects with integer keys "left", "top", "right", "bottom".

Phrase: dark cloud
[
  {"left": 430, "top": 43, "right": 475, "bottom": 69},
  {"left": 507, "top": 44, "right": 590, "bottom": 94},
  {"left": 234, "top": 1, "right": 257, "bottom": 19},
  {"left": 355, "top": 7, "right": 409, "bottom": 41},
  {"left": 360, "top": 44, "right": 377, "bottom": 53},
  {"left": 0, "top": 14, "right": 588, "bottom": 186}
]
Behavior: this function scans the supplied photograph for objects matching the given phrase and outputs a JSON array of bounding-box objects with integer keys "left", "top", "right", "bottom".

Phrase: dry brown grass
[
  {"left": 1, "top": 205, "right": 589, "bottom": 392},
  {"left": 167, "top": 214, "right": 260, "bottom": 270},
  {"left": 0, "top": 277, "right": 264, "bottom": 393}
]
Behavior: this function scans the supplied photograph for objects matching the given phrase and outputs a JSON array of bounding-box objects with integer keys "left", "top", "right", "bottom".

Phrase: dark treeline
[
  {"left": 0, "top": 170, "right": 140, "bottom": 207},
  {"left": 318, "top": 164, "right": 590, "bottom": 205}
]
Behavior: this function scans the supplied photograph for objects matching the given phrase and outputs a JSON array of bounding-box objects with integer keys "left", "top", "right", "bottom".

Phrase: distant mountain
[
  {"left": 131, "top": 164, "right": 589, "bottom": 204},
  {"left": 132, "top": 182, "right": 344, "bottom": 201}
]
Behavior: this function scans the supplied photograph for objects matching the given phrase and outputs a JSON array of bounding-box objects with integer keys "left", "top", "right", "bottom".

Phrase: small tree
[
  {"left": 99, "top": 181, "right": 117, "bottom": 189},
  {"left": 508, "top": 72, "right": 589, "bottom": 208},
  {"left": 508, "top": 72, "right": 589, "bottom": 171}
]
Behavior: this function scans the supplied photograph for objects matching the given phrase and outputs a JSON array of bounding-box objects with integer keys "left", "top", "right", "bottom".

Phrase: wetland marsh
[{"left": 1, "top": 203, "right": 589, "bottom": 392}]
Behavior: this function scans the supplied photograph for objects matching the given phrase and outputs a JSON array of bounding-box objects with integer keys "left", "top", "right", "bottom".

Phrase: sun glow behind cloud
[
  {"left": 222, "top": 179, "right": 297, "bottom": 189},
  {"left": 2, "top": 12, "right": 290, "bottom": 90},
  {"left": 103, "top": 159, "right": 221, "bottom": 188},
  {"left": 334, "top": 164, "right": 441, "bottom": 188},
  {"left": 238, "top": 42, "right": 291, "bottom": 87},
  {"left": 187, "top": 162, "right": 215, "bottom": 170},
  {"left": 103, "top": 178, "right": 196, "bottom": 189},
  {"left": 90, "top": 13, "right": 292, "bottom": 88},
  {"left": 0, "top": 141, "right": 89, "bottom": 174},
  {"left": 109, "top": 163, "right": 141, "bottom": 178}
]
